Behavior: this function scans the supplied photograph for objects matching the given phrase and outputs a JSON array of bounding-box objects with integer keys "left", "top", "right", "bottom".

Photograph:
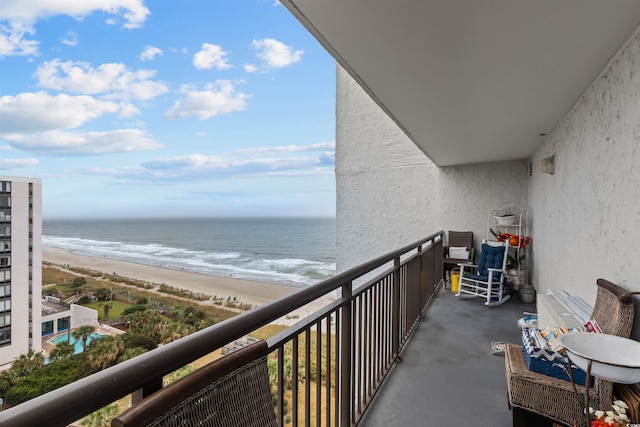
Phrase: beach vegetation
[
  {"left": 0, "top": 357, "right": 83, "bottom": 406},
  {"left": 107, "top": 274, "right": 155, "bottom": 290},
  {"left": 80, "top": 403, "right": 118, "bottom": 427},
  {"left": 163, "top": 365, "right": 196, "bottom": 387},
  {"left": 123, "top": 308, "right": 200, "bottom": 344},
  {"left": 72, "top": 277, "right": 87, "bottom": 294},
  {"left": 43, "top": 265, "right": 238, "bottom": 326},
  {"left": 94, "top": 287, "right": 110, "bottom": 301},
  {"left": 122, "top": 304, "right": 148, "bottom": 316},
  {"left": 122, "top": 333, "right": 158, "bottom": 351},
  {"left": 117, "top": 347, "right": 148, "bottom": 364},
  {"left": 157, "top": 283, "right": 210, "bottom": 301}
]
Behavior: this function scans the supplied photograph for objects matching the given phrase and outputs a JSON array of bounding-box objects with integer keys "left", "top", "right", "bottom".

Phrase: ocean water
[{"left": 42, "top": 217, "right": 336, "bottom": 287}]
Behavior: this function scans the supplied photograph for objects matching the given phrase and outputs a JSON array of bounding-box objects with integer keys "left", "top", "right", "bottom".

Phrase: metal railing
[{"left": 0, "top": 231, "right": 443, "bottom": 427}]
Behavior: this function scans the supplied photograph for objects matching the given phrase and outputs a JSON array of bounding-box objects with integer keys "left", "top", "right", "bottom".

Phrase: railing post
[
  {"left": 340, "top": 281, "right": 352, "bottom": 427},
  {"left": 392, "top": 256, "right": 400, "bottom": 358},
  {"left": 417, "top": 244, "right": 424, "bottom": 315}
]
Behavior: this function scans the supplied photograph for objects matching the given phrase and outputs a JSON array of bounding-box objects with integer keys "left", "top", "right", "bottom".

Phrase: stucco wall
[
  {"left": 336, "top": 66, "right": 528, "bottom": 273},
  {"left": 529, "top": 27, "right": 640, "bottom": 307}
]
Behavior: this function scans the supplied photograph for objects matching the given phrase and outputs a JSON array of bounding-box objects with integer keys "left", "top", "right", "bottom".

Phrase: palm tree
[
  {"left": 86, "top": 336, "right": 124, "bottom": 371},
  {"left": 71, "top": 325, "right": 96, "bottom": 353},
  {"left": 11, "top": 349, "right": 45, "bottom": 378},
  {"left": 49, "top": 341, "right": 75, "bottom": 361},
  {"left": 103, "top": 302, "right": 111, "bottom": 321},
  {"left": 125, "top": 309, "right": 169, "bottom": 343}
]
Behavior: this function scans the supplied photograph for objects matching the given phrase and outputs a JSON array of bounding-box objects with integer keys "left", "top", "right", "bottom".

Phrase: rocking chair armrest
[
  {"left": 458, "top": 263, "right": 477, "bottom": 275},
  {"left": 458, "top": 262, "right": 477, "bottom": 269}
]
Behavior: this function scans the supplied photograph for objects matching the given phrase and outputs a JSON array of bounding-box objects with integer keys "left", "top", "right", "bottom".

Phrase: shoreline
[{"left": 43, "top": 246, "right": 336, "bottom": 325}]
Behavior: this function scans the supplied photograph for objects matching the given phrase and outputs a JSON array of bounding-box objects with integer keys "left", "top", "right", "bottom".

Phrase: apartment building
[{"left": 0, "top": 176, "right": 42, "bottom": 367}]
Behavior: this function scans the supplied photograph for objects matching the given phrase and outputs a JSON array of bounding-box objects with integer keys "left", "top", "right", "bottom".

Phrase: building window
[
  {"left": 0, "top": 327, "right": 11, "bottom": 346},
  {"left": 0, "top": 299, "right": 10, "bottom": 313},
  {"left": 42, "top": 321, "right": 54, "bottom": 336},
  {"left": 0, "top": 256, "right": 9, "bottom": 267},
  {"left": 57, "top": 318, "right": 70, "bottom": 331},
  {"left": 0, "top": 196, "right": 9, "bottom": 208}
]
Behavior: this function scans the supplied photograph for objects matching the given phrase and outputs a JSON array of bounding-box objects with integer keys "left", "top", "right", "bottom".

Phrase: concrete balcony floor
[{"left": 359, "top": 284, "right": 537, "bottom": 427}]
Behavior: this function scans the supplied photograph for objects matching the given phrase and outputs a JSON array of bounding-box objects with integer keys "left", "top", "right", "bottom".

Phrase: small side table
[{"left": 559, "top": 333, "right": 640, "bottom": 427}]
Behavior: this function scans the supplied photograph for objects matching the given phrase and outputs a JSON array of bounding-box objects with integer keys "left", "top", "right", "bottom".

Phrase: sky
[{"left": 0, "top": 0, "right": 336, "bottom": 219}]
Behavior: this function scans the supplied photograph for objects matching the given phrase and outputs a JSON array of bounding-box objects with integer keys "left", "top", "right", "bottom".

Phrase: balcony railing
[{"left": 0, "top": 231, "right": 443, "bottom": 427}]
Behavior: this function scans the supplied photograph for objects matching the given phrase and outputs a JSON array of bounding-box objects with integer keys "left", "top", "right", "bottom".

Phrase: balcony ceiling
[{"left": 282, "top": 0, "right": 640, "bottom": 166}]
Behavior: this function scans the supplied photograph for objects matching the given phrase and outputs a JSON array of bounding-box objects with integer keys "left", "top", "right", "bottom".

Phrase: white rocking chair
[{"left": 455, "top": 240, "right": 511, "bottom": 306}]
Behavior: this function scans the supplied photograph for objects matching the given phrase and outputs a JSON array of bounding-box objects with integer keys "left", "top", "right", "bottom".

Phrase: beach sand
[{"left": 43, "top": 246, "right": 336, "bottom": 325}]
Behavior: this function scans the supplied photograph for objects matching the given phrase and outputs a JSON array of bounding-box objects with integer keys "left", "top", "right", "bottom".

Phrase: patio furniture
[
  {"left": 112, "top": 340, "right": 276, "bottom": 427},
  {"left": 455, "top": 240, "right": 510, "bottom": 306},
  {"left": 443, "top": 231, "right": 475, "bottom": 284},
  {"left": 505, "top": 278, "right": 635, "bottom": 427}
]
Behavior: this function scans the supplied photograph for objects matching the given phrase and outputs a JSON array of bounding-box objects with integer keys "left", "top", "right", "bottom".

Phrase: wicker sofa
[{"left": 505, "top": 278, "right": 635, "bottom": 426}]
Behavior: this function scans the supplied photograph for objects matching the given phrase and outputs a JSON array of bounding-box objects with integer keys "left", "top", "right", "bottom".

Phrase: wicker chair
[
  {"left": 112, "top": 340, "right": 276, "bottom": 427},
  {"left": 505, "top": 278, "right": 635, "bottom": 427}
]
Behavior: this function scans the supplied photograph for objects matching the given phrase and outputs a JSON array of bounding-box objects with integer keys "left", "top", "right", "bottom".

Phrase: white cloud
[
  {"left": 251, "top": 38, "right": 303, "bottom": 68},
  {"left": 85, "top": 141, "right": 335, "bottom": 182},
  {"left": 193, "top": 43, "right": 231, "bottom": 70},
  {"left": 0, "top": 158, "right": 39, "bottom": 169},
  {"left": 0, "top": 0, "right": 149, "bottom": 57},
  {"left": 0, "top": 0, "right": 150, "bottom": 29},
  {"left": 139, "top": 153, "right": 333, "bottom": 180},
  {"left": 0, "top": 21, "right": 39, "bottom": 57},
  {"left": 0, "top": 92, "right": 120, "bottom": 133},
  {"left": 237, "top": 142, "right": 335, "bottom": 154},
  {"left": 0, "top": 92, "right": 160, "bottom": 155},
  {"left": 140, "top": 45, "right": 163, "bottom": 61},
  {"left": 165, "top": 81, "right": 249, "bottom": 120},
  {"left": 35, "top": 59, "right": 169, "bottom": 101},
  {"left": 4, "top": 129, "right": 161, "bottom": 156},
  {"left": 243, "top": 63, "right": 257, "bottom": 73},
  {"left": 61, "top": 31, "right": 78, "bottom": 46}
]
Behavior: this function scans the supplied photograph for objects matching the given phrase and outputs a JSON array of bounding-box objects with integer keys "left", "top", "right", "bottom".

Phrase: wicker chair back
[{"left": 112, "top": 340, "right": 276, "bottom": 427}]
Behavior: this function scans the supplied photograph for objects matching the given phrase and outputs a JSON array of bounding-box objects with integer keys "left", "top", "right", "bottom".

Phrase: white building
[{"left": 0, "top": 176, "right": 42, "bottom": 367}]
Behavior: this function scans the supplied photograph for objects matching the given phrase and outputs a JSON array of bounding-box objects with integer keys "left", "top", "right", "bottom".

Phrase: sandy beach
[{"left": 43, "top": 246, "right": 336, "bottom": 325}]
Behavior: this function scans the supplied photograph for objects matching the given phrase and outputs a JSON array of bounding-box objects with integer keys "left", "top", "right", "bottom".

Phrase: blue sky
[{"left": 0, "top": 0, "right": 336, "bottom": 219}]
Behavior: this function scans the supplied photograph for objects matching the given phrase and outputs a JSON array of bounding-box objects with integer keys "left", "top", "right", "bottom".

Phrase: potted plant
[{"left": 505, "top": 254, "right": 527, "bottom": 286}]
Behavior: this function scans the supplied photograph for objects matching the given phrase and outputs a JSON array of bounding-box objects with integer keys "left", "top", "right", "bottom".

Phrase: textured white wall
[
  {"left": 529, "top": 27, "right": 640, "bottom": 308},
  {"left": 336, "top": 66, "right": 528, "bottom": 273}
]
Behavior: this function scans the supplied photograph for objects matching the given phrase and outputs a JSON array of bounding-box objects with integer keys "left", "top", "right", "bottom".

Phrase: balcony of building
[
  {"left": 0, "top": 230, "right": 548, "bottom": 427},
  {"left": 357, "top": 288, "right": 538, "bottom": 427}
]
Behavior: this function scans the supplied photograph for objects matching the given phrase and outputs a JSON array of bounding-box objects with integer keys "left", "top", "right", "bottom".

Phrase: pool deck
[{"left": 41, "top": 324, "right": 123, "bottom": 357}]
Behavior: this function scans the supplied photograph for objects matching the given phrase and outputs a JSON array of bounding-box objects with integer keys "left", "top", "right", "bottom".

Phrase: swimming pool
[{"left": 50, "top": 332, "right": 104, "bottom": 354}]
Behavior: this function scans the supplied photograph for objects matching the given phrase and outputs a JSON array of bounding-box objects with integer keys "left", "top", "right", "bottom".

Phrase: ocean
[{"left": 42, "top": 217, "right": 336, "bottom": 287}]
